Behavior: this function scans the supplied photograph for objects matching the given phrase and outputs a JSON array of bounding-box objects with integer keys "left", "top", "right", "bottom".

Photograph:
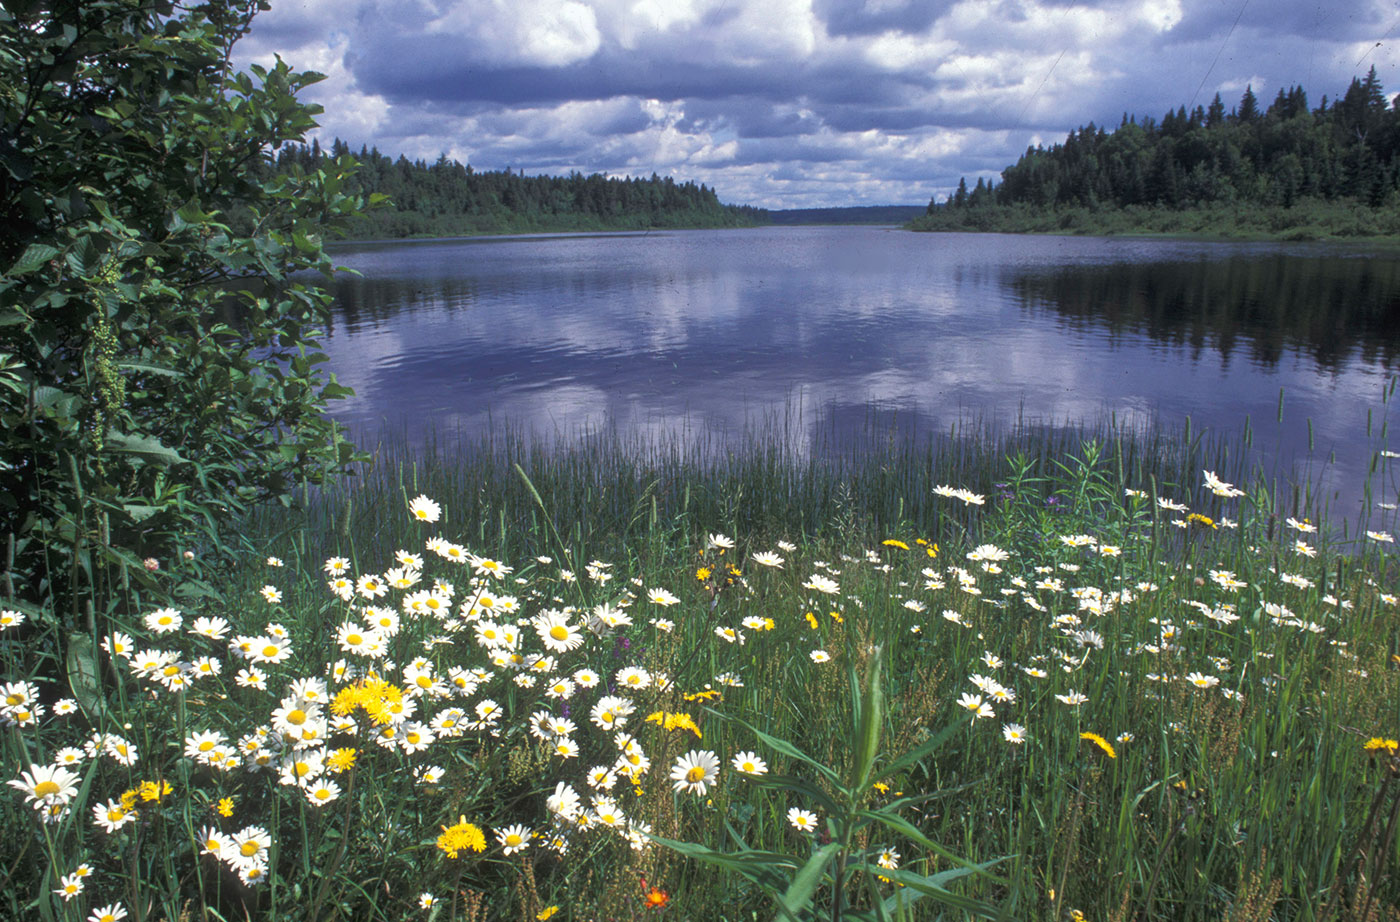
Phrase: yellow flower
[
  {"left": 1364, "top": 738, "right": 1399, "bottom": 756},
  {"left": 1079, "top": 732, "right": 1116, "bottom": 759},
  {"left": 436, "top": 816, "right": 487, "bottom": 858},
  {"left": 327, "top": 747, "right": 358, "bottom": 773},
  {"left": 872, "top": 782, "right": 890, "bottom": 794},
  {"left": 696, "top": 566, "right": 712, "bottom": 581},
  {"left": 925, "top": 543, "right": 939, "bottom": 558},
  {"left": 537, "top": 908, "right": 559, "bottom": 921},
  {"left": 683, "top": 689, "right": 721, "bottom": 702},
  {"left": 119, "top": 789, "right": 139, "bottom": 811},
  {"left": 216, "top": 797, "right": 235, "bottom": 818},
  {"left": 1186, "top": 513, "right": 1217, "bottom": 529},
  {"left": 881, "top": 539, "right": 910, "bottom": 550},
  {"left": 805, "top": 612, "right": 819, "bottom": 629},
  {"left": 829, "top": 610, "right": 843, "bottom": 624},
  {"left": 138, "top": 780, "right": 173, "bottom": 803}
]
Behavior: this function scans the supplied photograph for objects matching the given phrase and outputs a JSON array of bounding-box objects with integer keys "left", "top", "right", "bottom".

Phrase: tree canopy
[{"left": 0, "top": 0, "right": 364, "bottom": 626}]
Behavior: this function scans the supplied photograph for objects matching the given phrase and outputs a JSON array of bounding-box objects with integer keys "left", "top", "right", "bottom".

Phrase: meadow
[{"left": 3, "top": 416, "right": 1398, "bottom": 922}]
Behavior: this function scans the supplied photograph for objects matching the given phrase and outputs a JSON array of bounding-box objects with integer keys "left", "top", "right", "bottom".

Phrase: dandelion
[
  {"left": 408, "top": 494, "right": 441, "bottom": 523},
  {"left": 882, "top": 538, "right": 910, "bottom": 550},
  {"left": 537, "top": 907, "right": 559, "bottom": 920},
  {"left": 1364, "top": 738, "right": 1399, "bottom": 756},
  {"left": 670, "top": 750, "right": 720, "bottom": 795},
  {"left": 436, "top": 816, "right": 487, "bottom": 858},
  {"left": 1080, "top": 732, "right": 1117, "bottom": 759},
  {"left": 788, "top": 807, "right": 820, "bottom": 832}
]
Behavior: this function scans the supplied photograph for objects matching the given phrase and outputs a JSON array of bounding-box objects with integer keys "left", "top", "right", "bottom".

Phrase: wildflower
[
  {"left": 1363, "top": 738, "right": 1398, "bottom": 756},
  {"left": 1367, "top": 530, "right": 1395, "bottom": 544},
  {"left": 877, "top": 847, "right": 900, "bottom": 870},
  {"left": 92, "top": 798, "right": 136, "bottom": 833},
  {"left": 642, "top": 886, "right": 670, "bottom": 910},
  {"left": 882, "top": 538, "right": 910, "bottom": 550},
  {"left": 1203, "top": 471, "right": 1245, "bottom": 497},
  {"left": 1185, "top": 513, "right": 1216, "bottom": 529},
  {"left": 231, "top": 825, "right": 273, "bottom": 866},
  {"left": 305, "top": 779, "right": 341, "bottom": 806},
  {"left": 1002, "top": 723, "right": 1028, "bottom": 744},
  {"left": 145, "top": 607, "right": 182, "bottom": 633},
  {"left": 670, "top": 750, "right": 720, "bottom": 795},
  {"left": 54, "top": 872, "right": 84, "bottom": 901},
  {"left": 967, "top": 544, "right": 1008, "bottom": 562},
  {"left": 1055, "top": 691, "right": 1088, "bottom": 707},
  {"left": 752, "top": 550, "right": 784, "bottom": 568},
  {"left": 1080, "top": 732, "right": 1116, "bottom": 759},
  {"left": 88, "top": 904, "right": 128, "bottom": 922},
  {"left": 537, "top": 907, "right": 560, "bottom": 920},
  {"left": 731, "top": 751, "right": 768, "bottom": 775},
  {"left": 810, "top": 649, "right": 831, "bottom": 663},
  {"left": 802, "top": 574, "right": 840, "bottom": 595},
  {"left": 408, "top": 495, "right": 441, "bottom": 522},
  {"left": 647, "top": 588, "right": 680, "bottom": 606},
  {"left": 419, "top": 894, "right": 436, "bottom": 910},
  {"left": 1185, "top": 672, "right": 1220, "bottom": 689},
  {"left": 437, "top": 816, "right": 487, "bottom": 857},
  {"left": 497, "top": 823, "right": 531, "bottom": 854},
  {"left": 260, "top": 585, "right": 282, "bottom": 604},
  {"left": 216, "top": 797, "right": 235, "bottom": 817},
  {"left": 957, "top": 692, "right": 994, "bottom": 719},
  {"left": 0, "top": 609, "right": 23, "bottom": 631},
  {"left": 535, "top": 611, "right": 584, "bottom": 653},
  {"left": 788, "top": 807, "right": 820, "bottom": 832},
  {"left": 10, "top": 763, "right": 80, "bottom": 809}
]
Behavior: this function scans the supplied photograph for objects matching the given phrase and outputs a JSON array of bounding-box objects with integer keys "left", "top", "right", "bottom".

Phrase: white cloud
[{"left": 238, "top": 0, "right": 1400, "bottom": 207}]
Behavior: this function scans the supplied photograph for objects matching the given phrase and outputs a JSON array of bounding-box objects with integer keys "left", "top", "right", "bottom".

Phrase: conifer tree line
[
  {"left": 928, "top": 68, "right": 1400, "bottom": 216},
  {"left": 276, "top": 140, "right": 767, "bottom": 237}
]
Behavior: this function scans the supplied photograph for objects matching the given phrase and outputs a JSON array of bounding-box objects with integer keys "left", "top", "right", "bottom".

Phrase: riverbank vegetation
[
  {"left": 5, "top": 417, "right": 1400, "bottom": 921},
  {"left": 913, "top": 70, "right": 1400, "bottom": 239},
  {"left": 275, "top": 142, "right": 767, "bottom": 239}
]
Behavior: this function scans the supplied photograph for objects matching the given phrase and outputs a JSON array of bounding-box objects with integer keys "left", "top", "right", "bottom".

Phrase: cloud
[{"left": 238, "top": 0, "right": 1400, "bottom": 208}]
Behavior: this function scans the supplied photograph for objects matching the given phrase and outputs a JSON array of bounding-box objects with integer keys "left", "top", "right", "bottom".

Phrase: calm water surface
[{"left": 323, "top": 227, "right": 1400, "bottom": 515}]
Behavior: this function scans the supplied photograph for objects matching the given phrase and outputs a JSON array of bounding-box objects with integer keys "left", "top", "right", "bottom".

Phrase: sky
[{"left": 237, "top": 0, "right": 1400, "bottom": 209}]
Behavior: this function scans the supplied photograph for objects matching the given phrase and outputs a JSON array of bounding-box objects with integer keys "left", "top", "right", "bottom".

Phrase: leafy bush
[{"left": 0, "top": 0, "right": 367, "bottom": 629}]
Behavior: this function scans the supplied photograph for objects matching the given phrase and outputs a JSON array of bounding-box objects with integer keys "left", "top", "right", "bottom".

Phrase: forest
[
  {"left": 276, "top": 140, "right": 767, "bottom": 238},
  {"left": 913, "top": 68, "right": 1400, "bottom": 237}
]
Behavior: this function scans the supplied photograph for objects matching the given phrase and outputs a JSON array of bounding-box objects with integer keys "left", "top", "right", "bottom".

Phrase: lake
[{"left": 322, "top": 226, "right": 1400, "bottom": 519}]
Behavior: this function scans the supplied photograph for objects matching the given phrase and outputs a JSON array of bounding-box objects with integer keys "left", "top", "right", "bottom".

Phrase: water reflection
[
  {"left": 1007, "top": 254, "right": 1400, "bottom": 370},
  {"left": 321, "top": 228, "right": 1400, "bottom": 515}
]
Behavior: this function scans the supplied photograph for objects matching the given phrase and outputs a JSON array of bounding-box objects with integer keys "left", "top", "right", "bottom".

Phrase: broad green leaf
[
  {"left": 105, "top": 430, "right": 186, "bottom": 465},
  {"left": 7, "top": 242, "right": 60, "bottom": 276},
  {"left": 66, "top": 633, "right": 105, "bottom": 721},
  {"left": 777, "top": 841, "right": 840, "bottom": 920}
]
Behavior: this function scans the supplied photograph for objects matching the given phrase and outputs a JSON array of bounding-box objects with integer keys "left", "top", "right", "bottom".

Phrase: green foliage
[
  {"left": 0, "top": 1, "right": 366, "bottom": 627},
  {"left": 276, "top": 141, "right": 769, "bottom": 238},
  {"left": 917, "top": 69, "right": 1400, "bottom": 236},
  {"left": 653, "top": 654, "right": 1010, "bottom": 922}
]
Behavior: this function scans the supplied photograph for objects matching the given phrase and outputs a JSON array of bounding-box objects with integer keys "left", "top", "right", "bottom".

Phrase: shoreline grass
[{"left": 3, "top": 416, "right": 1398, "bottom": 921}]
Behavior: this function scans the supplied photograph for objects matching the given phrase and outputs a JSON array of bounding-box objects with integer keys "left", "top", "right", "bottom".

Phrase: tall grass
[{"left": 3, "top": 413, "right": 1397, "bottom": 921}]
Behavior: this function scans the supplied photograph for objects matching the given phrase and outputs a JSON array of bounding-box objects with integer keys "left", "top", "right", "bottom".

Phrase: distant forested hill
[
  {"left": 767, "top": 205, "right": 927, "bottom": 225},
  {"left": 278, "top": 140, "right": 767, "bottom": 238},
  {"left": 913, "top": 68, "right": 1400, "bottom": 238}
]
